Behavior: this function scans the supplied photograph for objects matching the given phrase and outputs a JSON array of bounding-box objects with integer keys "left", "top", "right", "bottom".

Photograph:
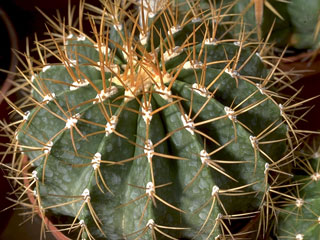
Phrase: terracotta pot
[{"left": 22, "top": 156, "right": 70, "bottom": 240}]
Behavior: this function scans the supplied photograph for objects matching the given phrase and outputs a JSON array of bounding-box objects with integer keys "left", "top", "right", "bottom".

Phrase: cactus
[
  {"left": 1, "top": 0, "right": 304, "bottom": 239},
  {"left": 286, "top": 0, "right": 320, "bottom": 49},
  {"left": 222, "top": 0, "right": 320, "bottom": 50},
  {"left": 277, "top": 137, "right": 320, "bottom": 239},
  {"left": 228, "top": 0, "right": 291, "bottom": 47}
]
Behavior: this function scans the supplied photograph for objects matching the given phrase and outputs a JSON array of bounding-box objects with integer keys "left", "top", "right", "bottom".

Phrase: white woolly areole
[
  {"left": 211, "top": 185, "right": 219, "bottom": 196},
  {"left": 148, "top": 11, "right": 156, "bottom": 18},
  {"left": 249, "top": 136, "right": 258, "bottom": 148},
  {"left": 93, "top": 86, "right": 118, "bottom": 104},
  {"left": 44, "top": 141, "right": 53, "bottom": 154},
  {"left": 63, "top": 58, "right": 77, "bottom": 66},
  {"left": 123, "top": 88, "right": 136, "bottom": 102},
  {"left": 42, "top": 65, "right": 51, "bottom": 72},
  {"left": 105, "top": 115, "right": 118, "bottom": 136},
  {"left": 233, "top": 41, "right": 241, "bottom": 46},
  {"left": 256, "top": 83, "right": 266, "bottom": 95},
  {"left": 214, "top": 235, "right": 221, "bottom": 240},
  {"left": 146, "top": 181, "right": 155, "bottom": 197},
  {"left": 82, "top": 188, "right": 90, "bottom": 202},
  {"left": 31, "top": 75, "right": 35, "bottom": 82},
  {"left": 92, "top": 153, "right": 101, "bottom": 170},
  {"left": 110, "top": 64, "right": 120, "bottom": 73},
  {"left": 224, "top": 106, "right": 237, "bottom": 121},
  {"left": 42, "top": 93, "right": 56, "bottom": 103},
  {"left": 192, "top": 83, "right": 209, "bottom": 97},
  {"left": 163, "top": 46, "right": 183, "bottom": 61},
  {"left": 67, "top": 33, "right": 73, "bottom": 39},
  {"left": 264, "top": 163, "right": 270, "bottom": 175},
  {"left": 146, "top": 219, "right": 155, "bottom": 229},
  {"left": 168, "top": 25, "right": 181, "bottom": 35},
  {"left": 296, "top": 234, "right": 304, "bottom": 240},
  {"left": 122, "top": 44, "right": 136, "bottom": 63},
  {"left": 33, "top": 189, "right": 37, "bottom": 197},
  {"left": 200, "top": 149, "right": 210, "bottom": 165},
  {"left": 279, "top": 104, "right": 284, "bottom": 116},
  {"left": 79, "top": 220, "right": 85, "bottom": 228},
  {"left": 65, "top": 113, "right": 80, "bottom": 129},
  {"left": 256, "top": 52, "right": 262, "bottom": 60},
  {"left": 183, "top": 60, "right": 203, "bottom": 69},
  {"left": 181, "top": 114, "right": 195, "bottom": 135},
  {"left": 15, "top": 131, "right": 19, "bottom": 141},
  {"left": 311, "top": 172, "right": 320, "bottom": 181},
  {"left": 115, "top": 24, "right": 122, "bottom": 31},
  {"left": 94, "top": 44, "right": 109, "bottom": 55},
  {"left": 70, "top": 80, "right": 89, "bottom": 91},
  {"left": 23, "top": 111, "right": 31, "bottom": 121},
  {"left": 153, "top": 73, "right": 172, "bottom": 85},
  {"left": 144, "top": 140, "right": 154, "bottom": 162},
  {"left": 312, "top": 151, "right": 320, "bottom": 159},
  {"left": 192, "top": 17, "right": 201, "bottom": 23},
  {"left": 139, "top": 32, "right": 148, "bottom": 45},
  {"left": 318, "top": 216, "right": 320, "bottom": 223},
  {"left": 93, "top": 62, "right": 115, "bottom": 72},
  {"left": 32, "top": 170, "right": 38, "bottom": 181},
  {"left": 142, "top": 102, "right": 153, "bottom": 124},
  {"left": 205, "top": 38, "right": 217, "bottom": 45},
  {"left": 77, "top": 35, "right": 86, "bottom": 41},
  {"left": 154, "top": 85, "right": 172, "bottom": 102},
  {"left": 225, "top": 68, "right": 240, "bottom": 78},
  {"left": 296, "top": 198, "right": 304, "bottom": 208}
]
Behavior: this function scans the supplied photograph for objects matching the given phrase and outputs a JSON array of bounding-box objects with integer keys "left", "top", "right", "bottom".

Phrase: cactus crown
[{"left": 1, "top": 0, "right": 305, "bottom": 239}]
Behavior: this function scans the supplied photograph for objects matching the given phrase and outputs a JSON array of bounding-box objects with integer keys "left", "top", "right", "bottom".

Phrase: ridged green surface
[
  {"left": 226, "top": 0, "right": 320, "bottom": 49},
  {"left": 16, "top": 1, "right": 289, "bottom": 239},
  {"left": 277, "top": 153, "right": 320, "bottom": 240},
  {"left": 287, "top": 0, "right": 320, "bottom": 49}
]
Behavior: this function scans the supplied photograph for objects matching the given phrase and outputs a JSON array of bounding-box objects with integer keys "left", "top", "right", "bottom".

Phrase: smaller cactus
[
  {"left": 277, "top": 137, "right": 320, "bottom": 239},
  {"left": 225, "top": 0, "right": 320, "bottom": 50},
  {"left": 286, "top": 0, "right": 320, "bottom": 49}
]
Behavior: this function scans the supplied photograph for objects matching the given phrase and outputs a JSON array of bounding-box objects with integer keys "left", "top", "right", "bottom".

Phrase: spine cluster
[{"left": 0, "top": 0, "right": 314, "bottom": 239}]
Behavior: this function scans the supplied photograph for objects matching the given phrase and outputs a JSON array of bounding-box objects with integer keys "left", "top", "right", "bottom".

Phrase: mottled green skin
[
  {"left": 18, "top": 5, "right": 287, "bottom": 240},
  {"left": 286, "top": 0, "right": 320, "bottom": 49},
  {"left": 229, "top": 0, "right": 320, "bottom": 49},
  {"left": 277, "top": 155, "right": 320, "bottom": 239}
]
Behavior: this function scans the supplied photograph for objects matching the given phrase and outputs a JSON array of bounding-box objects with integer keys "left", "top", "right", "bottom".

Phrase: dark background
[{"left": 0, "top": 0, "right": 319, "bottom": 240}]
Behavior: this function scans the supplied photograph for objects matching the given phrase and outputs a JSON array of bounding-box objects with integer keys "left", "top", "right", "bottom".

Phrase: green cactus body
[
  {"left": 286, "top": 0, "right": 320, "bottom": 49},
  {"left": 277, "top": 149, "right": 320, "bottom": 240},
  {"left": 222, "top": 0, "right": 320, "bottom": 49},
  {"left": 13, "top": 1, "right": 290, "bottom": 239}
]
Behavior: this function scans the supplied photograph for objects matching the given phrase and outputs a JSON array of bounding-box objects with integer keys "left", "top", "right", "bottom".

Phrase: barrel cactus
[
  {"left": 277, "top": 137, "right": 320, "bottom": 239},
  {"left": 3, "top": 0, "right": 301, "bottom": 239}
]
